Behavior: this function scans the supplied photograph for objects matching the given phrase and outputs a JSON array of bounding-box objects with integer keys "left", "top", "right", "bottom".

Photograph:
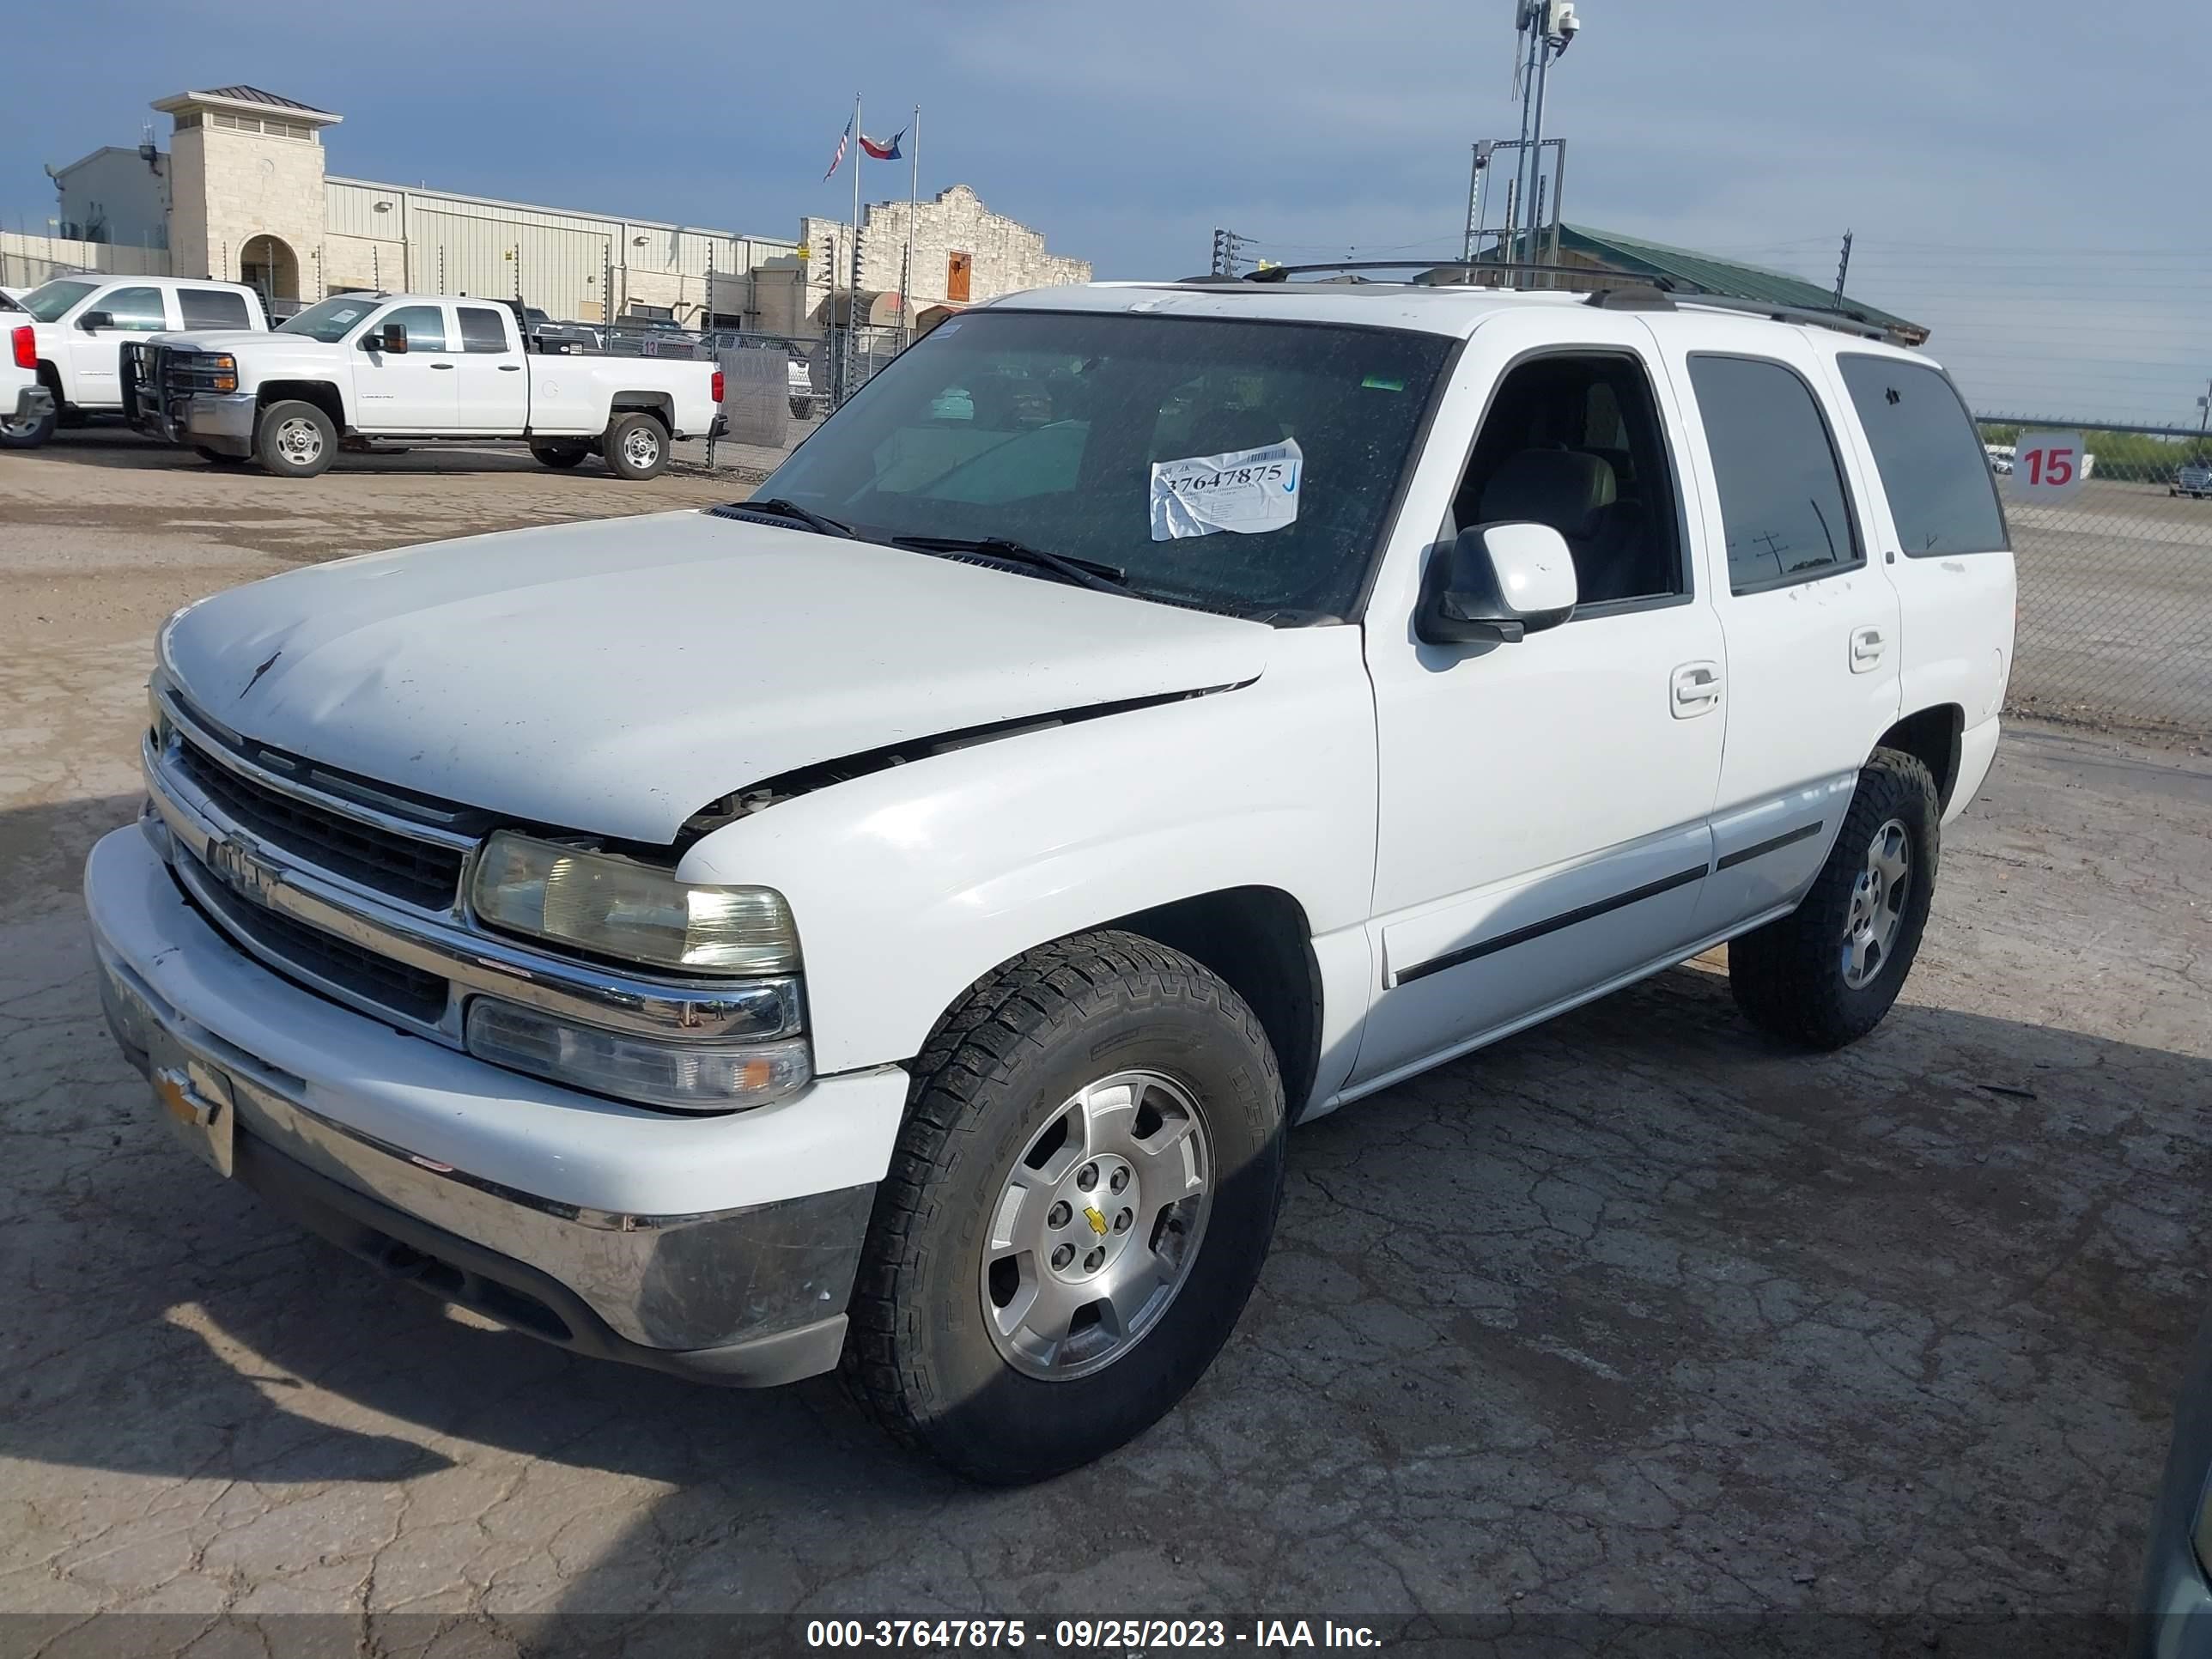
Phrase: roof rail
[
  {"left": 1666, "top": 293, "right": 1911, "bottom": 344},
  {"left": 1583, "top": 284, "right": 1676, "bottom": 311},
  {"left": 1189, "top": 258, "right": 1615, "bottom": 284},
  {"left": 1170, "top": 258, "right": 1923, "bottom": 345}
]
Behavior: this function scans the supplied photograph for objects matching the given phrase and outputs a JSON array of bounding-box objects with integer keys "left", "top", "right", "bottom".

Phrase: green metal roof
[{"left": 1554, "top": 224, "right": 1925, "bottom": 339}]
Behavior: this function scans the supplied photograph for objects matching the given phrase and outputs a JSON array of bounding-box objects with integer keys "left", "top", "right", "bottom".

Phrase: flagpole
[
  {"left": 849, "top": 90, "right": 864, "bottom": 400},
  {"left": 903, "top": 105, "right": 919, "bottom": 348}
]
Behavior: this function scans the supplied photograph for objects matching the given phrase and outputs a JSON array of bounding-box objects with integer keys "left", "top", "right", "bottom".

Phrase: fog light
[{"left": 465, "top": 998, "right": 810, "bottom": 1112}]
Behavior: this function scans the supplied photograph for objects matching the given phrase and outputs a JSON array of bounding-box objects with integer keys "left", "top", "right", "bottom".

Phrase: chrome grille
[
  {"left": 182, "top": 855, "right": 452, "bottom": 1026},
  {"left": 170, "top": 732, "right": 466, "bottom": 910}
]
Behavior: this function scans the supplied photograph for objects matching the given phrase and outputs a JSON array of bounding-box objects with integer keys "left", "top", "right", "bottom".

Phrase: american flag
[{"left": 823, "top": 118, "right": 850, "bottom": 181}]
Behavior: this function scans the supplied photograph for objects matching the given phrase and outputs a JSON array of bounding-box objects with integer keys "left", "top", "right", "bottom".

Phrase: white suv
[{"left": 85, "top": 274, "right": 2014, "bottom": 1484}]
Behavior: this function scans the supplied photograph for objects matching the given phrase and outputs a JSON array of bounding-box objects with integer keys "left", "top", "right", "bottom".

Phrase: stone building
[
  {"left": 751, "top": 185, "right": 1092, "bottom": 337},
  {"left": 25, "top": 88, "right": 1091, "bottom": 340}
]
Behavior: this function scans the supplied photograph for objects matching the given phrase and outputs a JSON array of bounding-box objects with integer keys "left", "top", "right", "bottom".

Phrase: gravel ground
[{"left": 1, "top": 427, "right": 2209, "bottom": 1656}]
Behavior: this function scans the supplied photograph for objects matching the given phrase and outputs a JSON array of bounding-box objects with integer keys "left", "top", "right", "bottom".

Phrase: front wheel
[
  {"left": 1728, "top": 746, "right": 1938, "bottom": 1050},
  {"left": 254, "top": 399, "right": 337, "bottom": 478},
  {"left": 843, "top": 931, "right": 1286, "bottom": 1485},
  {"left": 600, "top": 411, "right": 668, "bottom": 480}
]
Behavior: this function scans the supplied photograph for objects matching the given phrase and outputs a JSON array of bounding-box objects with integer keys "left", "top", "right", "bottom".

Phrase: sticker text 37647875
[{"left": 1149, "top": 440, "right": 1304, "bottom": 541}]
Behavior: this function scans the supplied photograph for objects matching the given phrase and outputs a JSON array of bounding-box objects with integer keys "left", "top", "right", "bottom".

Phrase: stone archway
[{"left": 239, "top": 233, "right": 301, "bottom": 310}]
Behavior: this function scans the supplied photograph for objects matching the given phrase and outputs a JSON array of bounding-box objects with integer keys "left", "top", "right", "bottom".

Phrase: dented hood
[{"left": 161, "top": 510, "right": 1272, "bottom": 842}]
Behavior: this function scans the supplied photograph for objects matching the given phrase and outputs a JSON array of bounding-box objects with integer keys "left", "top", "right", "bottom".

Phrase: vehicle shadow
[
  {"left": 16, "top": 427, "right": 569, "bottom": 477},
  {"left": 5, "top": 780, "right": 2206, "bottom": 1631}
]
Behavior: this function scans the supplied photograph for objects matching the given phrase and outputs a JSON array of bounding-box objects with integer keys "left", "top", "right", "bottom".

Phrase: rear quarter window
[
  {"left": 179, "top": 289, "right": 253, "bottom": 330},
  {"left": 1838, "top": 356, "right": 2008, "bottom": 556}
]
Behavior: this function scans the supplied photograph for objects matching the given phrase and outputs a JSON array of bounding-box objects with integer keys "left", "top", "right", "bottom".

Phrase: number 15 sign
[{"left": 2010, "top": 431, "right": 2087, "bottom": 502}]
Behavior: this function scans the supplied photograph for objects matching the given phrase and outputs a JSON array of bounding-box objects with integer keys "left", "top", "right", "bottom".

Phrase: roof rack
[{"left": 1171, "top": 257, "right": 1920, "bottom": 346}]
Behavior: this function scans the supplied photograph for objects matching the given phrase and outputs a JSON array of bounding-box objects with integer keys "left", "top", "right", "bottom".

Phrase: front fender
[{"left": 677, "top": 626, "right": 1378, "bottom": 1075}]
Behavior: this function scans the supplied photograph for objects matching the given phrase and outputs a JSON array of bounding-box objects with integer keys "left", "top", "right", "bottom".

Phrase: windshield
[
  {"left": 278, "top": 295, "right": 380, "bottom": 343},
  {"left": 754, "top": 309, "right": 1455, "bottom": 620},
  {"left": 21, "top": 279, "right": 99, "bottom": 322}
]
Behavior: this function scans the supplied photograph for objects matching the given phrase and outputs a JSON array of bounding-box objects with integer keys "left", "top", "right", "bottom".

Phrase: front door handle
[
  {"left": 429, "top": 362, "right": 456, "bottom": 370},
  {"left": 1850, "top": 625, "right": 1887, "bottom": 673},
  {"left": 1671, "top": 659, "right": 1723, "bottom": 718}
]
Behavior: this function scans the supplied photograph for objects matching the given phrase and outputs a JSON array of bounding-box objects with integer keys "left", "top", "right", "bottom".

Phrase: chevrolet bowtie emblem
[
  {"left": 1084, "top": 1206, "right": 1109, "bottom": 1236},
  {"left": 205, "top": 836, "right": 280, "bottom": 908}
]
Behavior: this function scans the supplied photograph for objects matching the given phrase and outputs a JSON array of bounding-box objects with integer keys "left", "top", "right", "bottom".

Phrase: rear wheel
[
  {"left": 843, "top": 931, "right": 1286, "bottom": 1485},
  {"left": 0, "top": 398, "right": 57, "bottom": 449},
  {"left": 531, "top": 441, "right": 591, "bottom": 470},
  {"left": 1729, "top": 747, "right": 1938, "bottom": 1050},
  {"left": 254, "top": 399, "right": 337, "bottom": 479},
  {"left": 601, "top": 412, "right": 667, "bottom": 480}
]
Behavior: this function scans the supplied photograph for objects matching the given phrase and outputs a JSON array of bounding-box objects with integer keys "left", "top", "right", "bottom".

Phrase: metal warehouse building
[{"left": 23, "top": 84, "right": 797, "bottom": 327}]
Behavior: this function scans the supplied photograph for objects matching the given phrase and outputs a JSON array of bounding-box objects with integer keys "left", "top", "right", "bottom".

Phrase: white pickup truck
[
  {"left": 2, "top": 316, "right": 57, "bottom": 449},
  {"left": 86, "top": 274, "right": 2014, "bottom": 1484},
  {"left": 10, "top": 274, "right": 267, "bottom": 447},
  {"left": 123, "top": 291, "right": 723, "bottom": 478}
]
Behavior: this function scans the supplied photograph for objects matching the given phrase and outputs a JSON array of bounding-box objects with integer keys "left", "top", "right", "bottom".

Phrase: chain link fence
[{"left": 1977, "top": 418, "right": 2212, "bottom": 740}]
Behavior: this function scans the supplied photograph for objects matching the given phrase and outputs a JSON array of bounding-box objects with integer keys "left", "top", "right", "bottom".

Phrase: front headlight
[
  {"left": 471, "top": 830, "right": 799, "bottom": 975},
  {"left": 465, "top": 999, "right": 810, "bottom": 1113}
]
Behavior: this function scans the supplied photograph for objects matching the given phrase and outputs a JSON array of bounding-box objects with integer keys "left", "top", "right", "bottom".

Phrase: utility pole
[
  {"left": 2197, "top": 379, "right": 2211, "bottom": 457},
  {"left": 1209, "top": 228, "right": 1254, "bottom": 277},
  {"left": 1832, "top": 229, "right": 1854, "bottom": 308},
  {"left": 1510, "top": 1, "right": 1580, "bottom": 280}
]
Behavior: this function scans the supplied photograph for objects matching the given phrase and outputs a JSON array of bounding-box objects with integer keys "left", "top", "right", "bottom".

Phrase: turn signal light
[
  {"left": 710, "top": 369, "right": 724, "bottom": 404},
  {"left": 9, "top": 325, "right": 32, "bottom": 371}
]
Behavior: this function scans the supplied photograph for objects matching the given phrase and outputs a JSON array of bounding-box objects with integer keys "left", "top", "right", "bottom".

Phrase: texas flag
[{"left": 860, "top": 128, "right": 905, "bottom": 161}]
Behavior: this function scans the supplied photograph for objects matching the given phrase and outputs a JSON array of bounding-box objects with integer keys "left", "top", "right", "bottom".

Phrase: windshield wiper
[
  {"left": 710, "top": 497, "right": 856, "bottom": 538},
  {"left": 890, "top": 534, "right": 1130, "bottom": 595}
]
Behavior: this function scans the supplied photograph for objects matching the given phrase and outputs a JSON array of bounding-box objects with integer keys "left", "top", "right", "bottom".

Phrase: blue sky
[{"left": 3, "top": 0, "right": 2207, "bottom": 425}]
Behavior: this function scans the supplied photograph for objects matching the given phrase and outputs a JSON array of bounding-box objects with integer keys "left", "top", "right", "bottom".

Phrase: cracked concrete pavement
[{"left": 2, "top": 428, "right": 2209, "bottom": 1654}]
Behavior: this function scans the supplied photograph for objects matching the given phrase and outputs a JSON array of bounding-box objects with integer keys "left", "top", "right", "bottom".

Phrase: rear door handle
[
  {"left": 1671, "top": 659, "right": 1723, "bottom": 718},
  {"left": 496, "top": 364, "right": 522, "bottom": 372},
  {"left": 1850, "top": 625, "right": 1887, "bottom": 672},
  {"left": 429, "top": 362, "right": 456, "bottom": 370}
]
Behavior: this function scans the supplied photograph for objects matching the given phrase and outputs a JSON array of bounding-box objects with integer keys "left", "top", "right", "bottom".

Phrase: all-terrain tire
[
  {"left": 842, "top": 930, "right": 1286, "bottom": 1486},
  {"left": 1729, "top": 746, "right": 1939, "bottom": 1050}
]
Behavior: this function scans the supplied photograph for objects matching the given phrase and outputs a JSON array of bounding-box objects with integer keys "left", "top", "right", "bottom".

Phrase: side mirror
[
  {"left": 1415, "top": 522, "right": 1578, "bottom": 645},
  {"left": 78, "top": 310, "right": 115, "bottom": 332},
  {"left": 362, "top": 322, "right": 408, "bottom": 354}
]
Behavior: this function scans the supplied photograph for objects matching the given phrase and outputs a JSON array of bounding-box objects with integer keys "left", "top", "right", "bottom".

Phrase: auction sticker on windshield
[{"left": 1150, "top": 439, "right": 1304, "bottom": 540}]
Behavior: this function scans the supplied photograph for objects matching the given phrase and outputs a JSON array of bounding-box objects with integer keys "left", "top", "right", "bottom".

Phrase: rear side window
[
  {"left": 179, "top": 288, "right": 252, "bottom": 330},
  {"left": 1838, "top": 356, "right": 2008, "bottom": 556},
  {"left": 1689, "top": 355, "right": 1862, "bottom": 593},
  {"left": 456, "top": 307, "right": 512, "bottom": 354}
]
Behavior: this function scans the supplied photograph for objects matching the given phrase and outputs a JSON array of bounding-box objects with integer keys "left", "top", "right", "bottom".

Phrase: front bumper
[
  {"left": 86, "top": 824, "right": 907, "bottom": 1385},
  {"left": 178, "top": 392, "right": 258, "bottom": 455},
  {"left": 10, "top": 383, "right": 53, "bottom": 425}
]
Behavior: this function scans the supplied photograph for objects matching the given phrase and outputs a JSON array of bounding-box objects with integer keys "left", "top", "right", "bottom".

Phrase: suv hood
[{"left": 162, "top": 510, "right": 1271, "bottom": 843}]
